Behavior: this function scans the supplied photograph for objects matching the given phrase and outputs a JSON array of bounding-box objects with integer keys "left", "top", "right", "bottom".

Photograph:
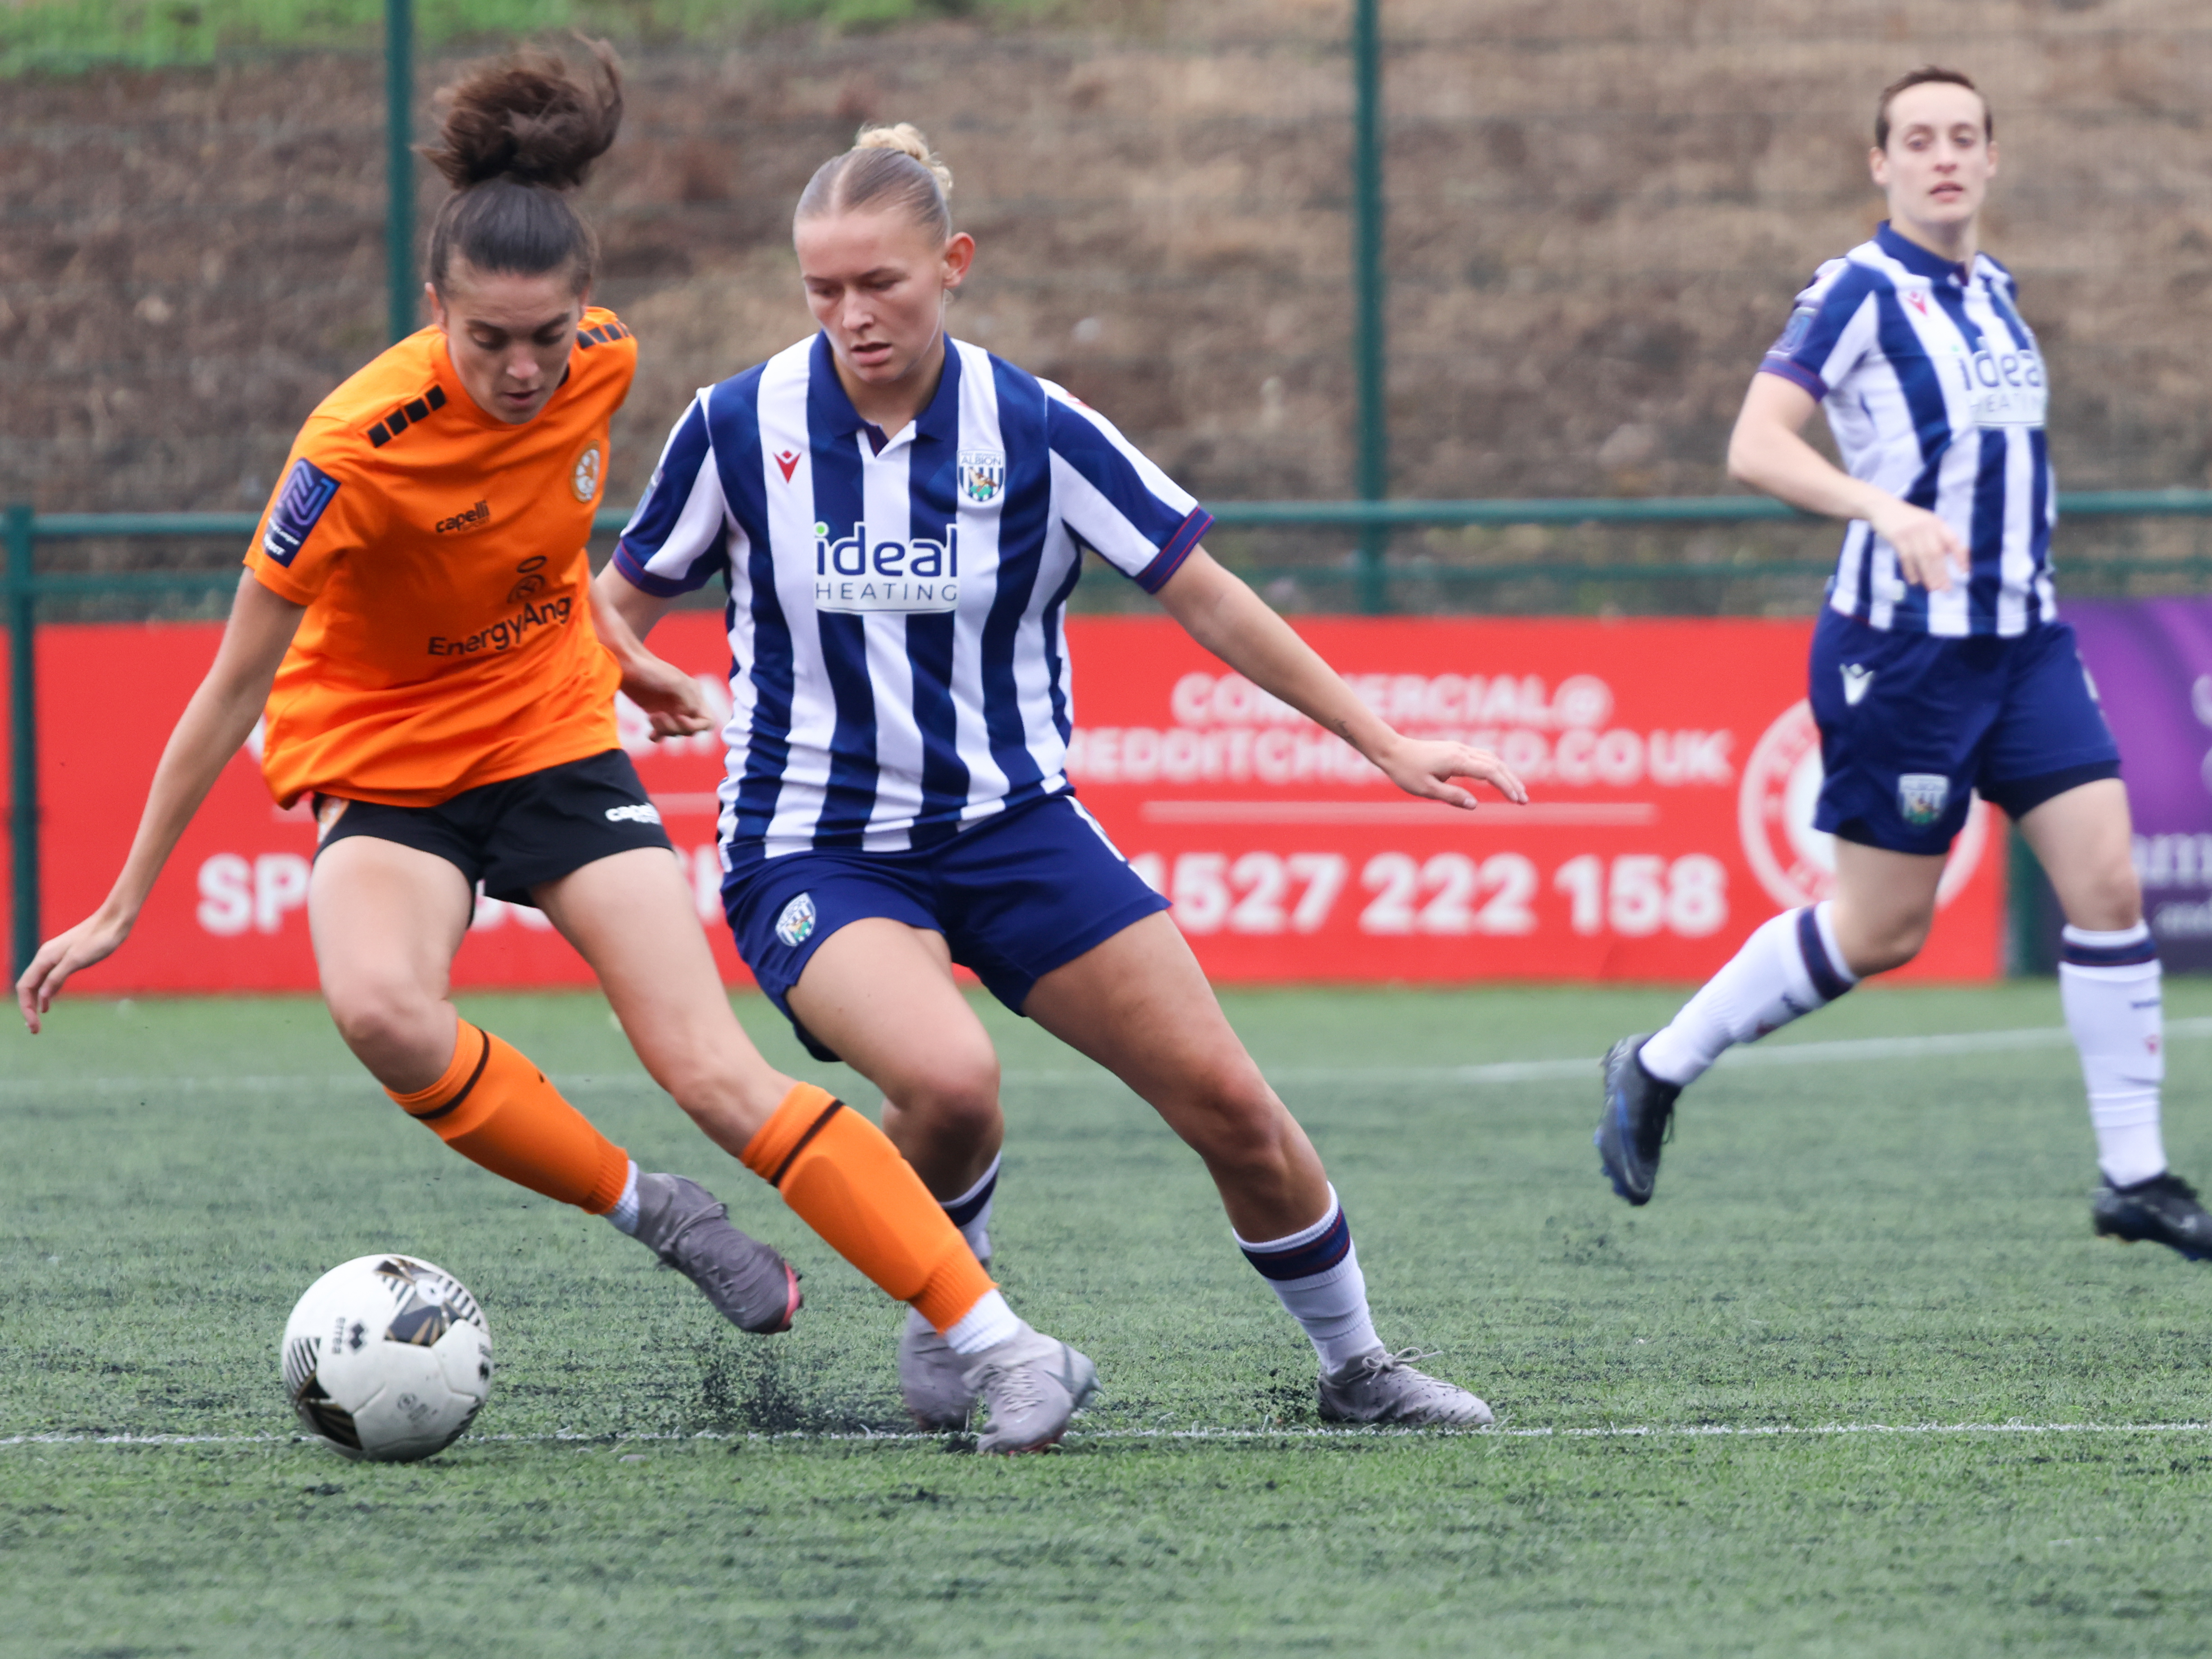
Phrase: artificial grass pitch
[{"left": 7, "top": 983, "right": 2212, "bottom": 1655}]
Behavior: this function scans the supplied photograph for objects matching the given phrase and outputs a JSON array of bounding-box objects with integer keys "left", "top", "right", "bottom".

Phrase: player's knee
[
  {"left": 325, "top": 979, "right": 448, "bottom": 1073},
  {"left": 1176, "top": 1065, "right": 1292, "bottom": 1174},
  {"left": 1853, "top": 912, "right": 1931, "bottom": 976},
  {"left": 885, "top": 1052, "right": 1003, "bottom": 1145},
  {"left": 2065, "top": 857, "right": 2143, "bottom": 933}
]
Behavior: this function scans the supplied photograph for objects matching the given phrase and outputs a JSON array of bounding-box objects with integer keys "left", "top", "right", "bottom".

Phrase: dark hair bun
[{"left": 425, "top": 37, "right": 623, "bottom": 192}]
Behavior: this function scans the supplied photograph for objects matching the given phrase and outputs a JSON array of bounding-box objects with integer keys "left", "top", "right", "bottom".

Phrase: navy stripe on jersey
[
  {"left": 618, "top": 332, "right": 1213, "bottom": 863},
  {"left": 1758, "top": 222, "right": 2056, "bottom": 639}
]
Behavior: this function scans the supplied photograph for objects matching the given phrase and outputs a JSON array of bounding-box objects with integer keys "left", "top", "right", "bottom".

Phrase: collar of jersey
[
  {"left": 807, "top": 330, "right": 964, "bottom": 454},
  {"left": 1874, "top": 220, "right": 1975, "bottom": 288}
]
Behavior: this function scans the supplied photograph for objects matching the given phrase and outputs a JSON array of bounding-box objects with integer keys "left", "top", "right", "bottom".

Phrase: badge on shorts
[
  {"left": 957, "top": 448, "right": 1005, "bottom": 505},
  {"left": 1897, "top": 774, "right": 1950, "bottom": 826},
  {"left": 774, "top": 892, "right": 818, "bottom": 949}
]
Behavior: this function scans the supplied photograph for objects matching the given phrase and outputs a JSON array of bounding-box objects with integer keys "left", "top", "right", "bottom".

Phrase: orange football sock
[
  {"left": 387, "top": 1021, "right": 630, "bottom": 1215},
  {"left": 741, "top": 1083, "right": 996, "bottom": 1335}
]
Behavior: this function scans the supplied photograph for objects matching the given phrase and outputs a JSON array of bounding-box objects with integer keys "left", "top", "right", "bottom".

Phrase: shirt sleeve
[
  {"left": 241, "top": 425, "right": 379, "bottom": 605},
  {"left": 610, "top": 393, "right": 733, "bottom": 598},
  {"left": 1040, "top": 384, "right": 1214, "bottom": 594},
  {"left": 1757, "top": 258, "right": 1879, "bottom": 403}
]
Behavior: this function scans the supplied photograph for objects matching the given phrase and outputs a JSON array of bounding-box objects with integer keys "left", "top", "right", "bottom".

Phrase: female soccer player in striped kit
[
  {"left": 1595, "top": 69, "right": 2212, "bottom": 1259},
  {"left": 600, "top": 124, "right": 1527, "bottom": 1428},
  {"left": 16, "top": 53, "right": 1088, "bottom": 1451}
]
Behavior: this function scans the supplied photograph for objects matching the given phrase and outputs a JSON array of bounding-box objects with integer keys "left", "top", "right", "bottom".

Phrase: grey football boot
[
  {"left": 632, "top": 1173, "right": 802, "bottom": 1334},
  {"left": 962, "top": 1324, "right": 1099, "bottom": 1453},
  {"left": 1318, "top": 1348, "right": 1494, "bottom": 1427},
  {"left": 899, "top": 1298, "right": 984, "bottom": 1429}
]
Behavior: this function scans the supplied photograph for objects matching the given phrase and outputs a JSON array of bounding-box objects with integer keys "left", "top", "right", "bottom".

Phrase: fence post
[
  {"left": 6, "top": 503, "right": 36, "bottom": 976},
  {"left": 1350, "top": 0, "right": 1390, "bottom": 614},
  {"left": 386, "top": 0, "right": 415, "bottom": 344}
]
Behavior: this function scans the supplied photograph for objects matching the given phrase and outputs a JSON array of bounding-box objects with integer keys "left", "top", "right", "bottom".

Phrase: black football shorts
[{"left": 312, "top": 748, "right": 675, "bottom": 907}]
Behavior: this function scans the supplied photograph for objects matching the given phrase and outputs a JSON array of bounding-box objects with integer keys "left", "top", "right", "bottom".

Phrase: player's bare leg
[
  {"left": 1023, "top": 913, "right": 1491, "bottom": 1426},
  {"left": 788, "top": 920, "right": 1021, "bottom": 1430},
  {"left": 308, "top": 836, "right": 798, "bottom": 1332}
]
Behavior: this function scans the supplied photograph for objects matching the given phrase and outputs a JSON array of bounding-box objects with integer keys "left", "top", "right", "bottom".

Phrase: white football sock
[
  {"left": 1640, "top": 902, "right": 1859, "bottom": 1087},
  {"left": 940, "top": 1152, "right": 1001, "bottom": 1263},
  {"left": 943, "top": 1289, "right": 1022, "bottom": 1356},
  {"left": 603, "top": 1160, "right": 641, "bottom": 1236},
  {"left": 2061, "top": 923, "right": 2166, "bottom": 1187},
  {"left": 1236, "top": 1187, "right": 1383, "bottom": 1374}
]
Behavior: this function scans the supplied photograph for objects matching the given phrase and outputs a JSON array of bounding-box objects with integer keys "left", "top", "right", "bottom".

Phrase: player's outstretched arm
[
  {"left": 1154, "top": 548, "right": 1526, "bottom": 810},
  {"left": 1728, "top": 371, "right": 1966, "bottom": 592},
  {"left": 15, "top": 571, "right": 304, "bottom": 1032},
  {"left": 590, "top": 564, "right": 716, "bottom": 742}
]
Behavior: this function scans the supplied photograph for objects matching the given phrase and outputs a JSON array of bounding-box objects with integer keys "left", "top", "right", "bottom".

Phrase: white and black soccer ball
[{"left": 281, "top": 1254, "right": 493, "bottom": 1462}]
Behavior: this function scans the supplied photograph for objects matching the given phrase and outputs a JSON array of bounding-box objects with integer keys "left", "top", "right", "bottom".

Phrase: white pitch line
[
  {"left": 10, "top": 1017, "right": 2212, "bottom": 1097},
  {"left": 7, "top": 1420, "right": 2212, "bottom": 1451}
]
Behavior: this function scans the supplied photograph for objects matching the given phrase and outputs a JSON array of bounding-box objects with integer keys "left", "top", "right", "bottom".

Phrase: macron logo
[
  {"left": 1841, "top": 664, "right": 1874, "bottom": 706},
  {"left": 775, "top": 450, "right": 801, "bottom": 482},
  {"left": 605, "top": 802, "right": 662, "bottom": 826}
]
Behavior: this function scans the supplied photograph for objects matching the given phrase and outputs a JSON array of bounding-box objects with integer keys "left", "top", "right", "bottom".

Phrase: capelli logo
[{"left": 435, "top": 500, "right": 492, "bottom": 535}]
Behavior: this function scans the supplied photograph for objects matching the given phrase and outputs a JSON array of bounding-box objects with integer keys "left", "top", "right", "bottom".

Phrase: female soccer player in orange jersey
[{"left": 15, "top": 48, "right": 1090, "bottom": 1452}]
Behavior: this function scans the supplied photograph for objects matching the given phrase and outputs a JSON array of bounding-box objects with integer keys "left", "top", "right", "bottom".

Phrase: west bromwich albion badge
[{"left": 957, "top": 448, "right": 1005, "bottom": 505}]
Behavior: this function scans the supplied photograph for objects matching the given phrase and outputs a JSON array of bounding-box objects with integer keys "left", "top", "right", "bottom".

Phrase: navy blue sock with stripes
[
  {"left": 1640, "top": 901, "right": 1859, "bottom": 1087},
  {"left": 1236, "top": 1187, "right": 1383, "bottom": 1374}
]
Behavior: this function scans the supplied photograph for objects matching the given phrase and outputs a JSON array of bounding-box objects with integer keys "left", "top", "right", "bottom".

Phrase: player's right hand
[
  {"left": 14, "top": 910, "right": 131, "bottom": 1035},
  {"left": 619, "top": 651, "right": 717, "bottom": 742},
  {"left": 1869, "top": 497, "right": 1968, "bottom": 592}
]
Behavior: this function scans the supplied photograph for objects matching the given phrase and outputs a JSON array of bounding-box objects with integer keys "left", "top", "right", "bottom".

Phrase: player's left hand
[
  {"left": 621, "top": 653, "right": 717, "bottom": 742},
  {"left": 1371, "top": 736, "right": 1528, "bottom": 809}
]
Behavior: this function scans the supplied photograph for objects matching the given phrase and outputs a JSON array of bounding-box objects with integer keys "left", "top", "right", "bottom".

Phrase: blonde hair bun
[{"left": 852, "top": 123, "right": 953, "bottom": 197}]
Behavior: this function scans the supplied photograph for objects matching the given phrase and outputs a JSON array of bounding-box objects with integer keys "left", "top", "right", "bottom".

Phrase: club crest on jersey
[
  {"left": 572, "top": 443, "right": 603, "bottom": 503},
  {"left": 957, "top": 448, "right": 1005, "bottom": 505},
  {"left": 1897, "top": 773, "right": 1950, "bottom": 826},
  {"left": 774, "top": 893, "right": 818, "bottom": 949}
]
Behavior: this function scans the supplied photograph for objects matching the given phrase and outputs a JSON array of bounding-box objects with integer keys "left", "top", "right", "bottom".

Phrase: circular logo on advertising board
[
  {"left": 572, "top": 443, "right": 603, "bottom": 503},
  {"left": 1737, "top": 700, "right": 1986, "bottom": 910}
]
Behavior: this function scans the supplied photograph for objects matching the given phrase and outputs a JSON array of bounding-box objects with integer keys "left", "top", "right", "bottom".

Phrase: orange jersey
[{"left": 243, "top": 308, "right": 638, "bottom": 808}]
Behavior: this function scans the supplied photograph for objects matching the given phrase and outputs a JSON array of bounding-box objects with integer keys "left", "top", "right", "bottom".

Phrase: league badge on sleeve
[
  {"left": 957, "top": 448, "right": 1005, "bottom": 505},
  {"left": 262, "top": 458, "right": 341, "bottom": 567},
  {"left": 1897, "top": 773, "right": 1951, "bottom": 827}
]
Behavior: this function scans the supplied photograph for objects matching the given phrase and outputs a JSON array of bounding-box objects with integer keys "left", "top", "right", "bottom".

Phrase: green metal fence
[{"left": 10, "top": 489, "right": 2212, "bottom": 975}]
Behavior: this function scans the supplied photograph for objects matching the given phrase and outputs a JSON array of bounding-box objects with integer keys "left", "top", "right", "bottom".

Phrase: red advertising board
[
  {"left": 4, "top": 613, "right": 2002, "bottom": 994},
  {"left": 1059, "top": 615, "right": 2001, "bottom": 983}
]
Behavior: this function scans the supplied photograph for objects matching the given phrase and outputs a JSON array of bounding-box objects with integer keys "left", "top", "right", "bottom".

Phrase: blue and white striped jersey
[
  {"left": 614, "top": 333, "right": 1213, "bottom": 865},
  {"left": 1761, "top": 221, "right": 2056, "bottom": 637}
]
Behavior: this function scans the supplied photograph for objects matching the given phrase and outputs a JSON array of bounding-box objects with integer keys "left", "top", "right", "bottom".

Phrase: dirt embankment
[{"left": 4, "top": 0, "right": 2208, "bottom": 569}]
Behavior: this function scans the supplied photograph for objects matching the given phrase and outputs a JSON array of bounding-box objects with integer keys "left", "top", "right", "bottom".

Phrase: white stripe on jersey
[
  {"left": 1761, "top": 220, "right": 2057, "bottom": 638},
  {"left": 614, "top": 333, "right": 1212, "bottom": 866}
]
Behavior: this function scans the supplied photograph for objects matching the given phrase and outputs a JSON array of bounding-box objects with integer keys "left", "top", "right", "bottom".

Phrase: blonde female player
[
  {"left": 600, "top": 124, "right": 1527, "bottom": 1429},
  {"left": 15, "top": 55, "right": 1088, "bottom": 1453}
]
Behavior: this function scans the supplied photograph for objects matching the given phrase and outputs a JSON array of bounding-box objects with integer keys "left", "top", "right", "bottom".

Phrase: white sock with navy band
[
  {"left": 939, "top": 1153, "right": 1001, "bottom": 1263},
  {"left": 1235, "top": 1187, "right": 1382, "bottom": 1374},
  {"left": 1639, "top": 902, "right": 1860, "bottom": 1087},
  {"left": 2061, "top": 923, "right": 2167, "bottom": 1188}
]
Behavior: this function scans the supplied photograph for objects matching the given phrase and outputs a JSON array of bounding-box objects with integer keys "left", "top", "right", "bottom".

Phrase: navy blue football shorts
[
  {"left": 312, "top": 748, "right": 673, "bottom": 907},
  {"left": 1809, "top": 609, "right": 2121, "bottom": 856},
  {"left": 722, "top": 793, "right": 1171, "bottom": 1063}
]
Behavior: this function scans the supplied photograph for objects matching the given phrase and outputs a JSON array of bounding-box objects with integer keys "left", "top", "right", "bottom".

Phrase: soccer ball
[{"left": 280, "top": 1254, "right": 493, "bottom": 1462}]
